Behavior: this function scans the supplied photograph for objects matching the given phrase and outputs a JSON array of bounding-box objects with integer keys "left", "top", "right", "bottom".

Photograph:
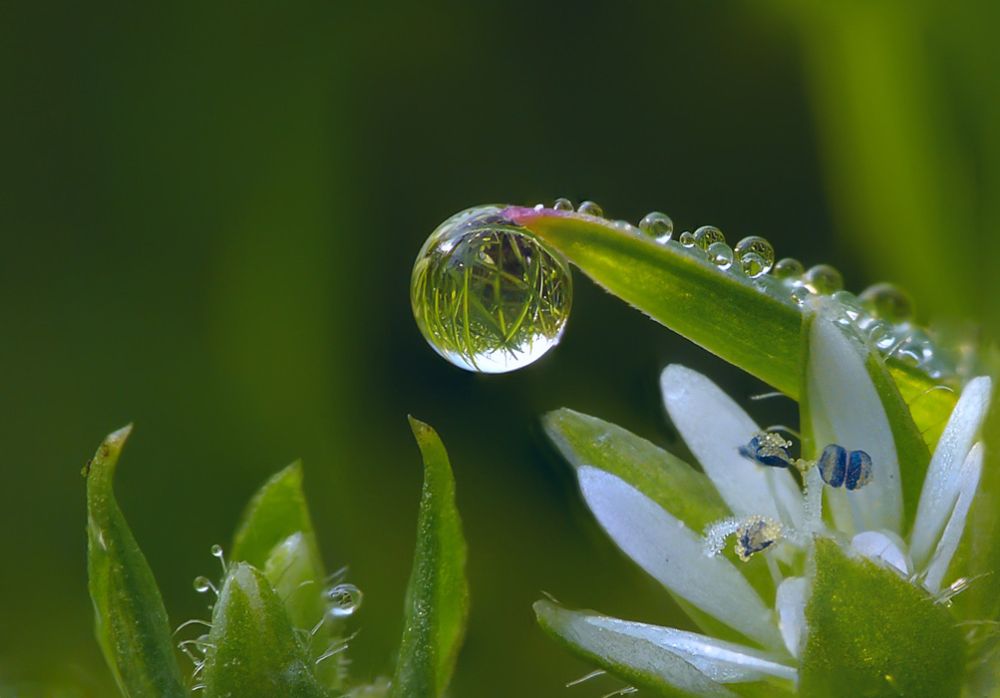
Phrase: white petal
[
  {"left": 805, "top": 312, "right": 902, "bottom": 533},
  {"left": 851, "top": 530, "right": 912, "bottom": 576},
  {"left": 910, "top": 377, "right": 992, "bottom": 568},
  {"left": 583, "top": 615, "right": 797, "bottom": 683},
  {"left": 661, "top": 365, "right": 804, "bottom": 529},
  {"left": 578, "top": 466, "right": 783, "bottom": 649},
  {"left": 775, "top": 576, "right": 809, "bottom": 659},
  {"left": 923, "top": 442, "right": 984, "bottom": 593}
]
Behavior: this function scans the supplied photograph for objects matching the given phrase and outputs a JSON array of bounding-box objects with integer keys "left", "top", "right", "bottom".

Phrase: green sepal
[
  {"left": 542, "top": 408, "right": 776, "bottom": 617},
  {"left": 230, "top": 461, "right": 325, "bottom": 579},
  {"left": 85, "top": 425, "right": 188, "bottom": 698},
  {"left": 516, "top": 210, "right": 955, "bottom": 439},
  {"left": 800, "top": 538, "right": 964, "bottom": 698},
  {"left": 202, "top": 562, "right": 328, "bottom": 698},
  {"left": 543, "top": 408, "right": 728, "bottom": 532},
  {"left": 390, "top": 418, "right": 469, "bottom": 698}
]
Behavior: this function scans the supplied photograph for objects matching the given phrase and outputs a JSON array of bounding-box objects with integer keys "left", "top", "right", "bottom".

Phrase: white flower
[{"left": 544, "top": 310, "right": 991, "bottom": 694}]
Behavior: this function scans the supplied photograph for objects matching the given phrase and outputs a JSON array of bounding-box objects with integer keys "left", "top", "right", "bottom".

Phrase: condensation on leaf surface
[{"left": 411, "top": 205, "right": 572, "bottom": 373}]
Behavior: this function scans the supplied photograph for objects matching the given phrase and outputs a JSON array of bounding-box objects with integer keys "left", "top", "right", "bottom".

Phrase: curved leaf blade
[
  {"left": 508, "top": 207, "right": 956, "bottom": 438},
  {"left": 391, "top": 418, "right": 469, "bottom": 698},
  {"left": 230, "top": 461, "right": 324, "bottom": 575},
  {"left": 800, "top": 538, "right": 964, "bottom": 698},
  {"left": 85, "top": 425, "right": 187, "bottom": 698}
]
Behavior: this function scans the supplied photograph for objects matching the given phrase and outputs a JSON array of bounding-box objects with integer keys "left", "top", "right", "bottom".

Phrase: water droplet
[
  {"left": 325, "top": 583, "right": 363, "bottom": 618},
  {"left": 706, "top": 241, "right": 734, "bottom": 269},
  {"left": 411, "top": 206, "right": 572, "bottom": 373},
  {"left": 577, "top": 200, "right": 604, "bottom": 217},
  {"left": 866, "top": 320, "right": 897, "bottom": 352},
  {"left": 859, "top": 282, "right": 914, "bottom": 323},
  {"left": 553, "top": 197, "right": 574, "bottom": 211},
  {"left": 734, "top": 236, "right": 775, "bottom": 278},
  {"left": 210, "top": 544, "right": 223, "bottom": 558},
  {"left": 693, "top": 225, "right": 725, "bottom": 250},
  {"left": 790, "top": 285, "right": 813, "bottom": 305},
  {"left": 678, "top": 231, "right": 696, "bottom": 247},
  {"left": 803, "top": 264, "right": 843, "bottom": 294},
  {"left": 638, "top": 211, "right": 673, "bottom": 243},
  {"left": 773, "top": 258, "right": 805, "bottom": 280},
  {"left": 612, "top": 219, "right": 634, "bottom": 232},
  {"left": 193, "top": 576, "right": 215, "bottom": 594}
]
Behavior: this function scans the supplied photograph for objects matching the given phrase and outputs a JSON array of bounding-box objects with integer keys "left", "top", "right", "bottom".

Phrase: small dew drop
[
  {"left": 790, "top": 285, "right": 814, "bottom": 305},
  {"left": 804, "top": 264, "right": 844, "bottom": 295},
  {"left": 577, "top": 200, "right": 604, "bottom": 217},
  {"left": 859, "top": 282, "right": 914, "bottom": 323},
  {"left": 553, "top": 197, "right": 574, "bottom": 211},
  {"left": 411, "top": 206, "right": 573, "bottom": 373},
  {"left": 734, "top": 236, "right": 775, "bottom": 278},
  {"left": 679, "top": 231, "right": 696, "bottom": 247},
  {"left": 638, "top": 211, "right": 673, "bottom": 243},
  {"left": 706, "top": 241, "right": 734, "bottom": 270},
  {"left": 325, "top": 583, "right": 363, "bottom": 619},
  {"left": 693, "top": 225, "right": 725, "bottom": 250},
  {"left": 773, "top": 258, "right": 805, "bottom": 280},
  {"left": 193, "top": 576, "right": 215, "bottom": 594},
  {"left": 612, "top": 219, "right": 634, "bottom": 232}
]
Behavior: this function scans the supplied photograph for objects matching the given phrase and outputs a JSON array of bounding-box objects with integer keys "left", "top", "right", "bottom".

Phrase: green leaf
[
  {"left": 512, "top": 208, "right": 956, "bottom": 440},
  {"left": 800, "top": 538, "right": 964, "bottom": 698},
  {"left": 534, "top": 600, "right": 738, "bottom": 698},
  {"left": 391, "top": 417, "right": 469, "bottom": 698},
  {"left": 543, "top": 408, "right": 729, "bottom": 532},
  {"left": 230, "top": 461, "right": 325, "bottom": 576},
  {"left": 202, "top": 562, "right": 327, "bottom": 698},
  {"left": 85, "top": 425, "right": 187, "bottom": 698},
  {"left": 232, "top": 464, "right": 343, "bottom": 690}
]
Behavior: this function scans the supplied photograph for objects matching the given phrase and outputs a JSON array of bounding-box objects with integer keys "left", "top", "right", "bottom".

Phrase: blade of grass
[
  {"left": 85, "top": 425, "right": 187, "bottom": 697},
  {"left": 508, "top": 207, "right": 956, "bottom": 442},
  {"left": 391, "top": 418, "right": 469, "bottom": 698}
]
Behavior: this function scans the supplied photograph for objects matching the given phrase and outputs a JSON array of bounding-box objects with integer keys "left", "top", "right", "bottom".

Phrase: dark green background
[{"left": 1, "top": 2, "right": 995, "bottom": 696}]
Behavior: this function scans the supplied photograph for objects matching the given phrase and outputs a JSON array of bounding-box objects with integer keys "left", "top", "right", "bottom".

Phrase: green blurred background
[{"left": 1, "top": 2, "right": 996, "bottom": 696}]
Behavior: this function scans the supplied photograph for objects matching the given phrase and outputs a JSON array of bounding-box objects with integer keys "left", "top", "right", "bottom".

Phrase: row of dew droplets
[
  {"left": 177, "top": 545, "right": 364, "bottom": 690},
  {"left": 411, "top": 199, "right": 959, "bottom": 380},
  {"left": 587, "top": 198, "right": 956, "bottom": 381}
]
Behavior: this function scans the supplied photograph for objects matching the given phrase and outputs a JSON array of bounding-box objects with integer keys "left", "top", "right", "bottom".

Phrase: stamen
[
  {"left": 739, "top": 431, "right": 794, "bottom": 468},
  {"left": 818, "top": 444, "right": 873, "bottom": 490},
  {"left": 703, "top": 515, "right": 783, "bottom": 561},
  {"left": 735, "top": 516, "right": 783, "bottom": 562}
]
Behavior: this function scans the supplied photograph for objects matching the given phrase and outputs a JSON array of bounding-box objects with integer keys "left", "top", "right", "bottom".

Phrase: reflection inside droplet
[{"left": 411, "top": 206, "right": 573, "bottom": 373}]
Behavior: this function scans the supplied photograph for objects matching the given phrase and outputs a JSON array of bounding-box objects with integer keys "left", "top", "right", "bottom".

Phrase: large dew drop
[{"left": 411, "top": 205, "right": 573, "bottom": 373}]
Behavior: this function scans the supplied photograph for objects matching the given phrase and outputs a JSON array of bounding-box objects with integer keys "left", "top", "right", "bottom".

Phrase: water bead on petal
[
  {"left": 773, "top": 257, "right": 805, "bottom": 280},
  {"left": 638, "top": 211, "right": 674, "bottom": 242},
  {"left": 859, "top": 282, "right": 914, "bottom": 323},
  {"left": 693, "top": 225, "right": 725, "bottom": 251},
  {"left": 733, "top": 236, "right": 775, "bottom": 278},
  {"left": 707, "top": 242, "right": 734, "bottom": 270},
  {"left": 552, "top": 197, "right": 574, "bottom": 211},
  {"left": 804, "top": 264, "right": 844, "bottom": 294},
  {"left": 577, "top": 200, "right": 604, "bottom": 217}
]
